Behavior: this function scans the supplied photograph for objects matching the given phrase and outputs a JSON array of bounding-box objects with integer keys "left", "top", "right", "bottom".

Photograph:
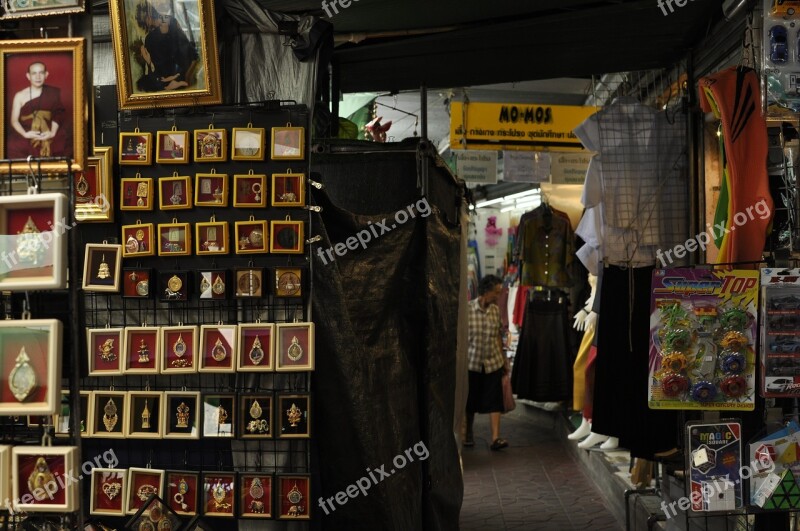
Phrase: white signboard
[
  {"left": 455, "top": 150, "right": 498, "bottom": 184},
  {"left": 550, "top": 152, "right": 591, "bottom": 185},
  {"left": 503, "top": 151, "right": 550, "bottom": 183}
]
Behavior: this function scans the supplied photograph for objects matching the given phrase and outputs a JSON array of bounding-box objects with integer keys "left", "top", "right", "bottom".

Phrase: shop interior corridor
[{"left": 460, "top": 404, "right": 623, "bottom": 531}]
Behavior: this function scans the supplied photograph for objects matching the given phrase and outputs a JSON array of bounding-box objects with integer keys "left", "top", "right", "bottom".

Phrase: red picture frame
[
  {"left": 198, "top": 325, "right": 236, "bottom": 373},
  {"left": 202, "top": 472, "right": 236, "bottom": 518},
  {"left": 276, "top": 475, "right": 310, "bottom": 520},
  {"left": 165, "top": 471, "right": 199, "bottom": 516},
  {"left": 124, "top": 327, "right": 160, "bottom": 374},
  {"left": 239, "top": 474, "right": 272, "bottom": 518}
]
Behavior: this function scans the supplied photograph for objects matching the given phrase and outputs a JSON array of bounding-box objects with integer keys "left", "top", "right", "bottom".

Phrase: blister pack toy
[
  {"left": 686, "top": 421, "right": 743, "bottom": 513},
  {"left": 649, "top": 269, "right": 758, "bottom": 411},
  {"left": 763, "top": 0, "right": 800, "bottom": 112},
  {"left": 747, "top": 421, "right": 800, "bottom": 509},
  {"left": 761, "top": 268, "right": 800, "bottom": 396}
]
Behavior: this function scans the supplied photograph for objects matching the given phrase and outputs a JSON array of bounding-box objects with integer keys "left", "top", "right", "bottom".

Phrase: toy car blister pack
[
  {"left": 763, "top": 0, "right": 800, "bottom": 112},
  {"left": 686, "top": 421, "right": 743, "bottom": 513},
  {"left": 649, "top": 269, "right": 758, "bottom": 411},
  {"left": 761, "top": 268, "right": 800, "bottom": 396}
]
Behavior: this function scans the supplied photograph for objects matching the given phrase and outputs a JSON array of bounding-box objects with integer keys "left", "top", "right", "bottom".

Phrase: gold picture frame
[
  {"left": 124, "top": 326, "right": 160, "bottom": 374},
  {"left": 196, "top": 220, "right": 229, "bottom": 255},
  {"left": 75, "top": 151, "right": 113, "bottom": 223},
  {"left": 269, "top": 219, "right": 304, "bottom": 254},
  {"left": 121, "top": 222, "right": 155, "bottom": 258},
  {"left": 233, "top": 172, "right": 267, "bottom": 208},
  {"left": 125, "top": 467, "right": 165, "bottom": 515},
  {"left": 0, "top": 319, "right": 62, "bottom": 416},
  {"left": 163, "top": 391, "right": 201, "bottom": 439},
  {"left": 156, "top": 128, "right": 190, "bottom": 164},
  {"left": 194, "top": 171, "right": 228, "bottom": 207},
  {"left": 0, "top": 38, "right": 86, "bottom": 173},
  {"left": 125, "top": 391, "right": 164, "bottom": 439},
  {"left": 231, "top": 126, "right": 265, "bottom": 161},
  {"left": 273, "top": 267, "right": 302, "bottom": 298},
  {"left": 160, "top": 325, "right": 198, "bottom": 374},
  {"left": 0, "top": 193, "right": 68, "bottom": 291},
  {"left": 86, "top": 327, "right": 125, "bottom": 377},
  {"left": 157, "top": 221, "right": 191, "bottom": 257},
  {"left": 237, "top": 323, "right": 275, "bottom": 372},
  {"left": 90, "top": 468, "right": 127, "bottom": 516},
  {"left": 120, "top": 176, "right": 154, "bottom": 211},
  {"left": 271, "top": 171, "right": 305, "bottom": 208},
  {"left": 234, "top": 219, "right": 268, "bottom": 254},
  {"left": 88, "top": 390, "right": 128, "bottom": 438},
  {"left": 198, "top": 324, "right": 237, "bottom": 373},
  {"left": 194, "top": 128, "right": 226, "bottom": 162},
  {"left": 201, "top": 394, "right": 234, "bottom": 438},
  {"left": 12, "top": 446, "right": 78, "bottom": 513},
  {"left": 158, "top": 174, "right": 192, "bottom": 210},
  {"left": 276, "top": 393, "right": 310, "bottom": 439},
  {"left": 82, "top": 243, "right": 122, "bottom": 292},
  {"left": 108, "top": 0, "right": 221, "bottom": 110},
  {"left": 275, "top": 322, "right": 315, "bottom": 372},
  {"left": 270, "top": 126, "right": 304, "bottom": 160},
  {"left": 119, "top": 131, "right": 152, "bottom": 165},
  {"left": 1, "top": 0, "right": 84, "bottom": 20}
]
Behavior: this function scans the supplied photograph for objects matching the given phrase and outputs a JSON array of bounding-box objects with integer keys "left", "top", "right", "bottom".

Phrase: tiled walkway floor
[{"left": 460, "top": 404, "right": 624, "bottom": 531}]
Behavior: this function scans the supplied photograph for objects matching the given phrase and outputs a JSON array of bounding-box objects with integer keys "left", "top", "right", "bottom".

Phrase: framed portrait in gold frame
[
  {"left": 75, "top": 153, "right": 113, "bottom": 223},
  {"left": 270, "top": 126, "right": 304, "bottom": 160},
  {"left": 120, "top": 176, "right": 154, "bottom": 211},
  {"left": 269, "top": 220, "right": 304, "bottom": 254},
  {"left": 119, "top": 131, "right": 152, "bottom": 165},
  {"left": 233, "top": 172, "right": 266, "bottom": 208},
  {"left": 196, "top": 220, "right": 229, "bottom": 255},
  {"left": 82, "top": 243, "right": 122, "bottom": 292},
  {"left": 234, "top": 219, "right": 268, "bottom": 254},
  {"left": 108, "top": 0, "right": 221, "bottom": 110},
  {"left": 121, "top": 222, "right": 154, "bottom": 258},
  {"left": 231, "top": 126, "right": 265, "bottom": 161},
  {"left": 271, "top": 171, "right": 305, "bottom": 208},
  {"left": 0, "top": 38, "right": 85, "bottom": 173},
  {"left": 156, "top": 129, "right": 189, "bottom": 164},
  {"left": 157, "top": 221, "right": 191, "bottom": 257},
  {"left": 194, "top": 128, "right": 226, "bottom": 162},
  {"left": 194, "top": 172, "right": 228, "bottom": 207},
  {"left": 159, "top": 174, "right": 192, "bottom": 210}
]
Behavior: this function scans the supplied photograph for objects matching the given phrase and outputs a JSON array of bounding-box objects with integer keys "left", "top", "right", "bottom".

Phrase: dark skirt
[
  {"left": 591, "top": 265, "right": 678, "bottom": 459},
  {"left": 511, "top": 297, "right": 573, "bottom": 402},
  {"left": 466, "top": 368, "right": 504, "bottom": 414}
]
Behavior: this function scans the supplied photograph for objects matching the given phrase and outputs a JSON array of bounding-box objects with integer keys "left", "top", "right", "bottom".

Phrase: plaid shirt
[{"left": 467, "top": 298, "right": 505, "bottom": 373}]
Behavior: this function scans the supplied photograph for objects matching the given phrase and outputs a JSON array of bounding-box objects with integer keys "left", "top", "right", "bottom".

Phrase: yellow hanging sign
[{"left": 450, "top": 102, "right": 596, "bottom": 152}]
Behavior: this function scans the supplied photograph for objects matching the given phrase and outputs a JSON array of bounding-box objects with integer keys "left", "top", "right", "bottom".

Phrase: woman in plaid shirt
[{"left": 465, "top": 275, "right": 509, "bottom": 451}]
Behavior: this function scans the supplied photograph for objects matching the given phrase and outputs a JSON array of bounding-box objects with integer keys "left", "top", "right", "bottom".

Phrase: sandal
[{"left": 490, "top": 438, "right": 508, "bottom": 451}]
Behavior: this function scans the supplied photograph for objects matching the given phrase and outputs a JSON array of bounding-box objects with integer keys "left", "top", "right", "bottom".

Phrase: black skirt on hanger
[{"left": 511, "top": 293, "right": 573, "bottom": 402}]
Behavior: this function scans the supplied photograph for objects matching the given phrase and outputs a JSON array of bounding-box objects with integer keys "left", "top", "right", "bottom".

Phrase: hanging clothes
[
  {"left": 511, "top": 291, "right": 573, "bottom": 402},
  {"left": 511, "top": 203, "right": 575, "bottom": 403},
  {"left": 698, "top": 66, "right": 774, "bottom": 264},
  {"left": 514, "top": 204, "right": 575, "bottom": 288}
]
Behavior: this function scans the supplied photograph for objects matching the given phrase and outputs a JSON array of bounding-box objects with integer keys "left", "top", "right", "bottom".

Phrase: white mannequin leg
[
  {"left": 577, "top": 432, "right": 609, "bottom": 449},
  {"left": 600, "top": 437, "right": 619, "bottom": 450},
  {"left": 567, "top": 417, "right": 592, "bottom": 440}
]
